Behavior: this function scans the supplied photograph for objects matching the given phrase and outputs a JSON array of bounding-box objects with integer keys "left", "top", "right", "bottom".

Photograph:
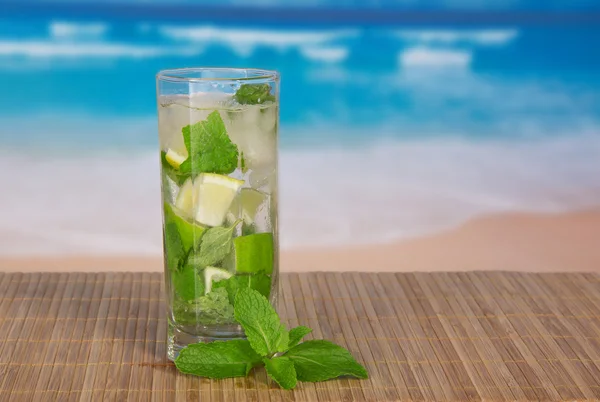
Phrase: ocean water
[{"left": 0, "top": 7, "right": 599, "bottom": 255}]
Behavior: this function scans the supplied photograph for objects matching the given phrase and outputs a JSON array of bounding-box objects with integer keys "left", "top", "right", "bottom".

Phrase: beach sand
[{"left": 1, "top": 208, "right": 598, "bottom": 273}]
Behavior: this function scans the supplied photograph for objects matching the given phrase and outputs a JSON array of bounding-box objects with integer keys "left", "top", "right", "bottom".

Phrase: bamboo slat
[{"left": 0, "top": 271, "right": 599, "bottom": 401}]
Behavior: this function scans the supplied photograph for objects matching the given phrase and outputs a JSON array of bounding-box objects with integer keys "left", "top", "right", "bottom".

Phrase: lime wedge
[
  {"left": 175, "top": 178, "right": 195, "bottom": 218},
  {"left": 165, "top": 148, "right": 187, "bottom": 169},
  {"left": 234, "top": 233, "right": 274, "bottom": 274},
  {"left": 194, "top": 173, "right": 244, "bottom": 227},
  {"left": 164, "top": 202, "right": 205, "bottom": 251},
  {"left": 204, "top": 266, "right": 233, "bottom": 294}
]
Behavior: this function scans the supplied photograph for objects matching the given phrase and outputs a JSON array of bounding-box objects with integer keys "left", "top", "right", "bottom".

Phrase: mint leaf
[
  {"left": 164, "top": 221, "right": 185, "bottom": 273},
  {"left": 212, "top": 275, "right": 238, "bottom": 305},
  {"left": 172, "top": 264, "right": 204, "bottom": 301},
  {"left": 180, "top": 111, "right": 238, "bottom": 175},
  {"left": 188, "top": 219, "right": 241, "bottom": 267},
  {"left": 234, "top": 288, "right": 288, "bottom": 356},
  {"left": 264, "top": 356, "right": 297, "bottom": 390},
  {"left": 175, "top": 340, "right": 262, "bottom": 378},
  {"left": 173, "top": 287, "right": 234, "bottom": 326},
  {"left": 234, "top": 84, "right": 275, "bottom": 105},
  {"left": 288, "top": 326, "right": 312, "bottom": 348},
  {"left": 161, "top": 150, "right": 189, "bottom": 185},
  {"left": 214, "top": 273, "right": 272, "bottom": 305},
  {"left": 285, "top": 340, "right": 368, "bottom": 382}
]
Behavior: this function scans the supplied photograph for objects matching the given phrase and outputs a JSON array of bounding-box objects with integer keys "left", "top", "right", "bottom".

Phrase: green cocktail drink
[{"left": 156, "top": 68, "right": 279, "bottom": 360}]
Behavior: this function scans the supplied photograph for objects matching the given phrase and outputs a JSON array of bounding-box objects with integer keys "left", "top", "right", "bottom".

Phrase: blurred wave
[{"left": 1, "top": 134, "right": 599, "bottom": 255}]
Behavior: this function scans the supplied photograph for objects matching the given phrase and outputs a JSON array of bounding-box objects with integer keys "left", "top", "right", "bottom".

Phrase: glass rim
[{"left": 156, "top": 67, "right": 279, "bottom": 83}]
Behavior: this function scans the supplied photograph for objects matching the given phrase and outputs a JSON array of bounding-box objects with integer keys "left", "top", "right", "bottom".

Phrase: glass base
[{"left": 167, "top": 320, "right": 246, "bottom": 361}]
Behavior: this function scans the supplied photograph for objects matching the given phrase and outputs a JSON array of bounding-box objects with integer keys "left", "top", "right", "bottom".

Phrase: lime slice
[
  {"left": 234, "top": 233, "right": 274, "bottom": 274},
  {"left": 164, "top": 202, "right": 205, "bottom": 251},
  {"left": 165, "top": 148, "right": 187, "bottom": 169},
  {"left": 194, "top": 173, "right": 244, "bottom": 227},
  {"left": 204, "top": 266, "right": 233, "bottom": 294},
  {"left": 175, "top": 178, "right": 195, "bottom": 218}
]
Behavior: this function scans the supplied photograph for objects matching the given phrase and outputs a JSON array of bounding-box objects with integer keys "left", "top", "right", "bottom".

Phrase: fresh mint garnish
[
  {"left": 179, "top": 111, "right": 239, "bottom": 175},
  {"left": 188, "top": 219, "right": 242, "bottom": 267},
  {"left": 175, "top": 340, "right": 262, "bottom": 378},
  {"left": 234, "top": 288, "right": 288, "bottom": 356},
  {"left": 234, "top": 83, "right": 276, "bottom": 105},
  {"left": 213, "top": 273, "right": 272, "bottom": 305},
  {"left": 286, "top": 340, "right": 368, "bottom": 382},
  {"left": 174, "top": 288, "right": 368, "bottom": 389},
  {"left": 287, "top": 326, "right": 312, "bottom": 349},
  {"left": 264, "top": 356, "right": 297, "bottom": 390}
]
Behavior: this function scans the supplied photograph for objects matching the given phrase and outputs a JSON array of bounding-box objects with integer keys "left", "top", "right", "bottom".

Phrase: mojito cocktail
[{"left": 156, "top": 68, "right": 279, "bottom": 360}]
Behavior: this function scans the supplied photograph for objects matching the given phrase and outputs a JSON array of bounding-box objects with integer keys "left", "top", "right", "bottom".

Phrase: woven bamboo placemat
[{"left": 1, "top": 271, "right": 600, "bottom": 401}]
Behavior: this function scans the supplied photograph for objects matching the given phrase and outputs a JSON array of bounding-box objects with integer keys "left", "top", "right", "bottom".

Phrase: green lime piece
[
  {"left": 237, "top": 274, "right": 272, "bottom": 299},
  {"left": 164, "top": 202, "right": 206, "bottom": 251},
  {"left": 204, "top": 266, "right": 233, "bottom": 294},
  {"left": 234, "top": 233, "right": 274, "bottom": 274}
]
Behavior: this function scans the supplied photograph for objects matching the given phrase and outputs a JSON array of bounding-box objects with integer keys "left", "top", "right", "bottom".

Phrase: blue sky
[{"left": 3, "top": 0, "right": 600, "bottom": 9}]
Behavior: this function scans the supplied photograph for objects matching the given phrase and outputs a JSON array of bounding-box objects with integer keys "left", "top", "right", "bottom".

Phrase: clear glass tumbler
[{"left": 156, "top": 68, "right": 280, "bottom": 360}]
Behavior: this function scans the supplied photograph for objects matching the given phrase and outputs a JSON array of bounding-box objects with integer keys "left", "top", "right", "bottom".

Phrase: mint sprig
[
  {"left": 175, "top": 339, "right": 262, "bottom": 378},
  {"left": 264, "top": 356, "right": 297, "bottom": 390},
  {"left": 174, "top": 288, "right": 368, "bottom": 389},
  {"left": 179, "top": 110, "right": 239, "bottom": 175},
  {"left": 213, "top": 273, "right": 272, "bottom": 305},
  {"left": 234, "top": 288, "right": 289, "bottom": 356},
  {"left": 287, "top": 326, "right": 312, "bottom": 349},
  {"left": 188, "top": 219, "right": 242, "bottom": 267},
  {"left": 234, "top": 83, "right": 276, "bottom": 105},
  {"left": 286, "top": 340, "right": 368, "bottom": 382}
]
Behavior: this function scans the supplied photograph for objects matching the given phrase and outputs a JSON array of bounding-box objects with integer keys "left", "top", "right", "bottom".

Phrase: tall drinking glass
[{"left": 156, "top": 68, "right": 280, "bottom": 360}]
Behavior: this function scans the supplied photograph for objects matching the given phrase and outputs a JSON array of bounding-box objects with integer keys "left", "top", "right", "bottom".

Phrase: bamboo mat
[{"left": 1, "top": 272, "right": 600, "bottom": 401}]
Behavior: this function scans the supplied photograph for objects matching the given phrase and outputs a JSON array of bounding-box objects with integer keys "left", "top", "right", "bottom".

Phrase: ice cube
[
  {"left": 158, "top": 102, "right": 190, "bottom": 154},
  {"left": 249, "top": 165, "right": 276, "bottom": 190},
  {"left": 258, "top": 105, "right": 277, "bottom": 133},
  {"left": 225, "top": 106, "right": 276, "bottom": 171}
]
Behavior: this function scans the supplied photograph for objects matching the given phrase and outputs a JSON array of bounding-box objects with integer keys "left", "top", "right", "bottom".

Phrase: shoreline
[{"left": 1, "top": 208, "right": 599, "bottom": 273}]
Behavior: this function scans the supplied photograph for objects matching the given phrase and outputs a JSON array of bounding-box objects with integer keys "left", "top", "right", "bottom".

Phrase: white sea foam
[
  {"left": 393, "top": 29, "right": 519, "bottom": 46},
  {"left": 1, "top": 135, "right": 599, "bottom": 255},
  {"left": 399, "top": 47, "right": 472, "bottom": 68},
  {"left": 49, "top": 21, "right": 109, "bottom": 40},
  {"left": 157, "top": 25, "right": 357, "bottom": 57},
  {"left": 0, "top": 40, "right": 202, "bottom": 58}
]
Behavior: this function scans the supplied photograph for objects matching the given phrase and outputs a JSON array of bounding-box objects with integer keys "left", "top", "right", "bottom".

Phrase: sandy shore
[{"left": 1, "top": 208, "right": 599, "bottom": 273}]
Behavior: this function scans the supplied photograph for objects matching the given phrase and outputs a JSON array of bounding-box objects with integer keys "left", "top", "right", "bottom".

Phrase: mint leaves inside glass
[{"left": 158, "top": 74, "right": 279, "bottom": 358}]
